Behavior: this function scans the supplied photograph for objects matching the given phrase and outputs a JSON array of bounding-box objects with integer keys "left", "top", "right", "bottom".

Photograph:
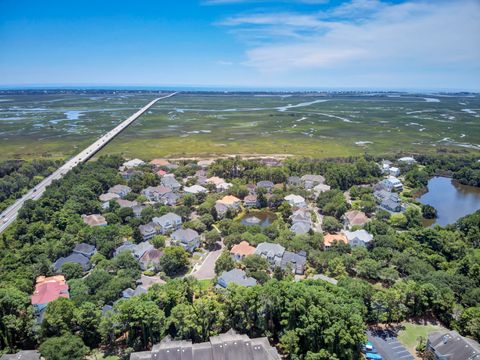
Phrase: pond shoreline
[{"left": 416, "top": 176, "right": 480, "bottom": 226}]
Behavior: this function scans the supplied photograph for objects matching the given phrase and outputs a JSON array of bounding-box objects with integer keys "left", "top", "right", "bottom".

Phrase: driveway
[
  {"left": 189, "top": 242, "right": 223, "bottom": 280},
  {"left": 367, "top": 329, "right": 415, "bottom": 360},
  {"left": 308, "top": 205, "right": 323, "bottom": 233}
]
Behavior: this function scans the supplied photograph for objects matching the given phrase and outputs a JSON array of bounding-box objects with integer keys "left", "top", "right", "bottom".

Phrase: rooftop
[
  {"left": 130, "top": 329, "right": 280, "bottom": 360},
  {"left": 31, "top": 275, "right": 69, "bottom": 305},
  {"left": 218, "top": 269, "right": 257, "bottom": 288},
  {"left": 82, "top": 214, "right": 107, "bottom": 227},
  {"left": 230, "top": 241, "right": 256, "bottom": 257},
  {"left": 323, "top": 233, "right": 348, "bottom": 247}
]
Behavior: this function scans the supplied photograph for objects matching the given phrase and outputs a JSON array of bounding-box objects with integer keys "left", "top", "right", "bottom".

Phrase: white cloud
[{"left": 220, "top": 0, "right": 480, "bottom": 77}]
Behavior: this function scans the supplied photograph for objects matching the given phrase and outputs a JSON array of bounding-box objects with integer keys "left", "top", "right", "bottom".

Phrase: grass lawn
[
  {"left": 197, "top": 279, "right": 212, "bottom": 290},
  {"left": 1, "top": 93, "right": 479, "bottom": 160},
  {"left": 397, "top": 322, "right": 446, "bottom": 354}
]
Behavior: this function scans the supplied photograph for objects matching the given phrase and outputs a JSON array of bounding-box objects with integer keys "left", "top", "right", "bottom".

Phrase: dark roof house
[
  {"left": 280, "top": 250, "right": 307, "bottom": 275},
  {"left": 257, "top": 180, "right": 274, "bottom": 192},
  {"left": 427, "top": 331, "right": 480, "bottom": 360},
  {"left": 73, "top": 243, "right": 96, "bottom": 258},
  {"left": 171, "top": 228, "right": 200, "bottom": 253},
  {"left": 217, "top": 269, "right": 257, "bottom": 288},
  {"left": 129, "top": 329, "right": 280, "bottom": 360},
  {"left": 53, "top": 253, "right": 91, "bottom": 272}
]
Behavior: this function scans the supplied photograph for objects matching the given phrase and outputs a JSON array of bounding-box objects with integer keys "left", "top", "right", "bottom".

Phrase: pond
[
  {"left": 417, "top": 176, "right": 480, "bottom": 226},
  {"left": 239, "top": 209, "right": 277, "bottom": 227}
]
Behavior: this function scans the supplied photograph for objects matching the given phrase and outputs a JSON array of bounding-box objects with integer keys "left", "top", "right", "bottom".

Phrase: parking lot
[{"left": 367, "top": 329, "right": 415, "bottom": 360}]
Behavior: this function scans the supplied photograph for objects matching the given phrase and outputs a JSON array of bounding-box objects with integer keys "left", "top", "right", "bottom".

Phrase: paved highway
[{"left": 0, "top": 92, "right": 177, "bottom": 234}]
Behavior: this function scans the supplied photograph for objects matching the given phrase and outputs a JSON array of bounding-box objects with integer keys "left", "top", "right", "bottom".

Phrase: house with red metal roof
[{"left": 31, "top": 275, "right": 69, "bottom": 318}]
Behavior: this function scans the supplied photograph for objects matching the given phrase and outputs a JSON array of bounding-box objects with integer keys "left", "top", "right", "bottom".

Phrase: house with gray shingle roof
[
  {"left": 301, "top": 174, "right": 325, "bottom": 189},
  {"left": 99, "top": 192, "right": 120, "bottom": 209},
  {"left": 215, "top": 202, "right": 229, "bottom": 218},
  {"left": 378, "top": 192, "right": 405, "bottom": 213},
  {"left": 255, "top": 242, "right": 285, "bottom": 267},
  {"left": 257, "top": 180, "right": 274, "bottom": 192},
  {"left": 114, "top": 241, "right": 154, "bottom": 260},
  {"left": 344, "top": 229, "right": 373, "bottom": 247},
  {"left": 284, "top": 194, "right": 306, "bottom": 208},
  {"left": 142, "top": 186, "right": 172, "bottom": 202},
  {"left": 217, "top": 269, "right": 257, "bottom": 288},
  {"left": 171, "top": 228, "right": 200, "bottom": 253},
  {"left": 427, "top": 330, "right": 480, "bottom": 360},
  {"left": 152, "top": 212, "right": 182, "bottom": 234},
  {"left": 139, "top": 223, "right": 158, "bottom": 241},
  {"left": 122, "top": 159, "right": 145, "bottom": 169},
  {"left": 289, "top": 208, "right": 312, "bottom": 234},
  {"left": 73, "top": 243, "right": 96, "bottom": 258},
  {"left": 161, "top": 192, "right": 180, "bottom": 206},
  {"left": 184, "top": 184, "right": 208, "bottom": 194},
  {"left": 132, "top": 204, "right": 146, "bottom": 218},
  {"left": 281, "top": 250, "right": 307, "bottom": 275},
  {"left": 54, "top": 253, "right": 91, "bottom": 272},
  {"left": 161, "top": 174, "right": 181, "bottom": 191},
  {"left": 108, "top": 184, "right": 131, "bottom": 198},
  {"left": 129, "top": 330, "right": 280, "bottom": 360},
  {"left": 290, "top": 221, "right": 311, "bottom": 235},
  {"left": 287, "top": 176, "right": 302, "bottom": 186}
]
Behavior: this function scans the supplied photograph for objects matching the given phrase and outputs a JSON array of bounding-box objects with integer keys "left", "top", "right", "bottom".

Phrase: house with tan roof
[
  {"left": 206, "top": 176, "right": 225, "bottom": 186},
  {"left": 343, "top": 210, "right": 370, "bottom": 229},
  {"left": 230, "top": 241, "right": 256, "bottom": 261},
  {"left": 323, "top": 233, "right": 348, "bottom": 249},
  {"left": 82, "top": 214, "right": 107, "bottom": 227},
  {"left": 150, "top": 159, "right": 170, "bottom": 168},
  {"left": 206, "top": 176, "right": 232, "bottom": 192},
  {"left": 217, "top": 195, "right": 241, "bottom": 208}
]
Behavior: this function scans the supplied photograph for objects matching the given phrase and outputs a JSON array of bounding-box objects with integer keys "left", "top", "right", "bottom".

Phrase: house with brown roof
[
  {"left": 139, "top": 248, "right": 163, "bottom": 270},
  {"left": 115, "top": 198, "right": 138, "bottom": 208},
  {"left": 323, "top": 233, "right": 348, "bottom": 249},
  {"left": 82, "top": 214, "right": 107, "bottom": 227},
  {"left": 230, "top": 241, "right": 256, "bottom": 261},
  {"left": 243, "top": 194, "right": 258, "bottom": 207},
  {"left": 150, "top": 159, "right": 170, "bottom": 168},
  {"left": 343, "top": 210, "right": 369, "bottom": 229}
]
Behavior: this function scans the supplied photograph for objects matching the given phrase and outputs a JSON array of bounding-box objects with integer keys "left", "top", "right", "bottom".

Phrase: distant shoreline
[{"left": 0, "top": 88, "right": 478, "bottom": 96}]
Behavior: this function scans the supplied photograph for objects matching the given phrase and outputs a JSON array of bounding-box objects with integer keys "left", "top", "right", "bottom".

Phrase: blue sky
[{"left": 0, "top": 0, "right": 479, "bottom": 90}]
